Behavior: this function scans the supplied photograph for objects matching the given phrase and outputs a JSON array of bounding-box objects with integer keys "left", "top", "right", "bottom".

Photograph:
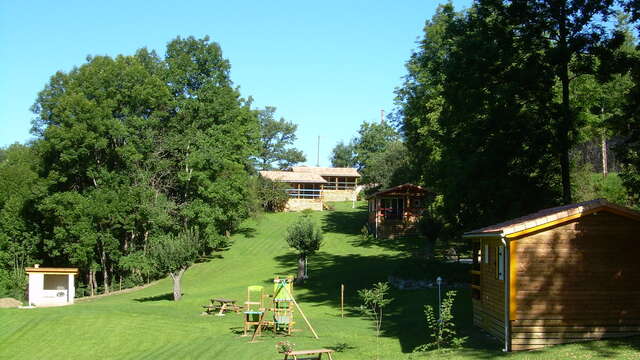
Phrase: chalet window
[
  {"left": 496, "top": 245, "right": 504, "bottom": 280},
  {"left": 483, "top": 244, "right": 489, "bottom": 264},
  {"left": 381, "top": 198, "right": 404, "bottom": 220}
]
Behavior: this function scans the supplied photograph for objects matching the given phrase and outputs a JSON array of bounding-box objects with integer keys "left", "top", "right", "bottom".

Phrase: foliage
[
  {"left": 358, "top": 281, "right": 393, "bottom": 360},
  {"left": 275, "top": 341, "right": 295, "bottom": 353},
  {"left": 285, "top": 216, "right": 323, "bottom": 283},
  {"left": 149, "top": 228, "right": 202, "bottom": 300},
  {"left": 256, "top": 106, "right": 305, "bottom": 170},
  {"left": 360, "top": 225, "right": 373, "bottom": 243},
  {"left": 330, "top": 141, "right": 356, "bottom": 168},
  {"left": 256, "top": 176, "right": 289, "bottom": 212},
  {"left": 0, "top": 35, "right": 261, "bottom": 298},
  {"left": 414, "top": 290, "right": 466, "bottom": 352},
  {"left": 364, "top": 141, "right": 412, "bottom": 189},
  {"left": 572, "top": 161, "right": 631, "bottom": 206}
]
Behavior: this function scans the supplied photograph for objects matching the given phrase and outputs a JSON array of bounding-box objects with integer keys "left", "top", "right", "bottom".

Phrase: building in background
[
  {"left": 26, "top": 265, "right": 78, "bottom": 307},
  {"left": 259, "top": 166, "right": 361, "bottom": 211},
  {"left": 367, "top": 184, "right": 429, "bottom": 238}
]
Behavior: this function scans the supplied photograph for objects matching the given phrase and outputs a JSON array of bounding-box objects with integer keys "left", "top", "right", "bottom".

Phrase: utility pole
[
  {"left": 317, "top": 135, "right": 320, "bottom": 167},
  {"left": 380, "top": 109, "right": 384, "bottom": 124}
]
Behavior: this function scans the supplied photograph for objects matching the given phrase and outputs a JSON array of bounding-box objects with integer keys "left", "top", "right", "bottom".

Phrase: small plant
[
  {"left": 413, "top": 290, "right": 467, "bottom": 352},
  {"left": 358, "top": 282, "right": 393, "bottom": 359},
  {"left": 275, "top": 340, "right": 295, "bottom": 353},
  {"left": 300, "top": 208, "right": 314, "bottom": 218},
  {"left": 360, "top": 225, "right": 373, "bottom": 243}
]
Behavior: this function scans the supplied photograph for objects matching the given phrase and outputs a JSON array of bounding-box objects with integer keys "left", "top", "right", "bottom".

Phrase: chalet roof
[
  {"left": 464, "top": 199, "right": 640, "bottom": 238},
  {"left": 259, "top": 170, "right": 327, "bottom": 184},
  {"left": 291, "top": 166, "right": 361, "bottom": 177},
  {"left": 366, "top": 183, "right": 429, "bottom": 199},
  {"left": 25, "top": 267, "right": 79, "bottom": 274}
]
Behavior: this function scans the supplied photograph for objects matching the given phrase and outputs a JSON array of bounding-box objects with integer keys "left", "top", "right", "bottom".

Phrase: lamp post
[{"left": 436, "top": 276, "right": 443, "bottom": 322}]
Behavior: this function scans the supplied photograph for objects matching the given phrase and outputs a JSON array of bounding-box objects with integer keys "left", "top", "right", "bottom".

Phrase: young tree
[
  {"left": 285, "top": 217, "right": 322, "bottom": 284},
  {"left": 358, "top": 282, "right": 393, "bottom": 360},
  {"left": 149, "top": 229, "right": 201, "bottom": 301},
  {"left": 330, "top": 141, "right": 356, "bottom": 167},
  {"left": 256, "top": 106, "right": 306, "bottom": 170}
]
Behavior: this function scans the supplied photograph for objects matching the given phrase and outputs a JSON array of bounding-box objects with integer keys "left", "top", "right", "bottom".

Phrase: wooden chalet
[
  {"left": 367, "top": 184, "right": 429, "bottom": 238},
  {"left": 291, "top": 166, "right": 361, "bottom": 201},
  {"left": 464, "top": 199, "right": 640, "bottom": 351},
  {"left": 259, "top": 170, "right": 327, "bottom": 211}
]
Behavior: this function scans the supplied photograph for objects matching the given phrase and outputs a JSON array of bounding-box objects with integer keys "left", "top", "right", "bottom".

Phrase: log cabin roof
[
  {"left": 464, "top": 198, "right": 640, "bottom": 238},
  {"left": 25, "top": 267, "right": 79, "bottom": 274},
  {"left": 259, "top": 170, "right": 328, "bottom": 184},
  {"left": 366, "top": 183, "right": 429, "bottom": 199},
  {"left": 291, "top": 166, "right": 361, "bottom": 177}
]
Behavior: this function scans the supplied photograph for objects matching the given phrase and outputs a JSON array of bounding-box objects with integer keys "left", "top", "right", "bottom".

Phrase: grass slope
[{"left": 1, "top": 202, "right": 639, "bottom": 359}]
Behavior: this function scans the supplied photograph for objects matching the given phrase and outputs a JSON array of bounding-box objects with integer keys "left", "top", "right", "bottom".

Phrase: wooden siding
[
  {"left": 510, "top": 211, "right": 640, "bottom": 351},
  {"left": 473, "top": 238, "right": 505, "bottom": 342}
]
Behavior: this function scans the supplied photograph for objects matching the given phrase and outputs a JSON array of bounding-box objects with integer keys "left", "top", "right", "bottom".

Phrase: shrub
[
  {"left": 257, "top": 176, "right": 289, "bottom": 211},
  {"left": 358, "top": 282, "right": 393, "bottom": 359}
]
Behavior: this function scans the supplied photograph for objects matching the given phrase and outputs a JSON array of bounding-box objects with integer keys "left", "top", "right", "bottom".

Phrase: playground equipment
[
  {"left": 247, "top": 275, "right": 319, "bottom": 342},
  {"left": 243, "top": 285, "right": 267, "bottom": 336}
]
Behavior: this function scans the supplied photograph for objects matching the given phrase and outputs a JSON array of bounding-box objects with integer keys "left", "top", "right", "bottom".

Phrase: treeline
[
  {"left": 393, "top": 0, "right": 640, "bottom": 242},
  {"left": 0, "top": 36, "right": 303, "bottom": 298}
]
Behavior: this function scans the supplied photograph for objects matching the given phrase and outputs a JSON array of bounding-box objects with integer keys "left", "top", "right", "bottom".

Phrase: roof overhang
[{"left": 25, "top": 267, "right": 79, "bottom": 274}]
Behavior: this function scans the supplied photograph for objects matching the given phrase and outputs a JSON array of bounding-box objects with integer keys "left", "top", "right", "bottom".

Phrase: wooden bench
[
  {"left": 282, "top": 349, "right": 335, "bottom": 360},
  {"left": 202, "top": 298, "right": 241, "bottom": 316}
]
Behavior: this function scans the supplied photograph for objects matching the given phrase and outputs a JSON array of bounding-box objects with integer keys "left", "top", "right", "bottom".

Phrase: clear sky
[{"left": 0, "top": 0, "right": 470, "bottom": 166}]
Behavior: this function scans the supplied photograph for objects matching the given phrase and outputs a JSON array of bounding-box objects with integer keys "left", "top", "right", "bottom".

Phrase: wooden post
[{"left": 340, "top": 284, "right": 344, "bottom": 318}]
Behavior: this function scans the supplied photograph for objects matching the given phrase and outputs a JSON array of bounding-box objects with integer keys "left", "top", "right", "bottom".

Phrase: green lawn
[{"left": 1, "top": 202, "right": 639, "bottom": 359}]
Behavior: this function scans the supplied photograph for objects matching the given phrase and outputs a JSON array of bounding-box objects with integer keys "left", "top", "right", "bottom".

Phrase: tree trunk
[
  {"left": 170, "top": 268, "right": 186, "bottom": 301},
  {"left": 558, "top": 4, "right": 573, "bottom": 205},
  {"left": 100, "top": 245, "right": 110, "bottom": 294},
  {"left": 296, "top": 255, "right": 306, "bottom": 284},
  {"left": 88, "top": 270, "right": 94, "bottom": 297},
  {"left": 602, "top": 132, "right": 608, "bottom": 178},
  {"left": 91, "top": 270, "right": 98, "bottom": 296}
]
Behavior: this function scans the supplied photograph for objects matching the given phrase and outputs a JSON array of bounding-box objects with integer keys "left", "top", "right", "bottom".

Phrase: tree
[
  {"left": 352, "top": 121, "right": 400, "bottom": 173},
  {"left": 285, "top": 216, "right": 322, "bottom": 284},
  {"left": 358, "top": 282, "right": 393, "bottom": 360},
  {"left": 149, "top": 229, "right": 201, "bottom": 301},
  {"left": 396, "top": 1, "right": 562, "bottom": 234},
  {"left": 256, "top": 106, "right": 305, "bottom": 170},
  {"left": 256, "top": 176, "right": 289, "bottom": 212},
  {"left": 364, "top": 141, "right": 412, "bottom": 189},
  {"left": 507, "top": 0, "right": 617, "bottom": 204},
  {"left": 330, "top": 141, "right": 356, "bottom": 167}
]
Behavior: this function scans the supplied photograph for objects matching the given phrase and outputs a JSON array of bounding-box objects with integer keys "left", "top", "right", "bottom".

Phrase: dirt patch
[{"left": 0, "top": 298, "right": 22, "bottom": 308}]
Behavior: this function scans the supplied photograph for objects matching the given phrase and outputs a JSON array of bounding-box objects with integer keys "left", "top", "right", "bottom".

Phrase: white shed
[{"left": 26, "top": 265, "right": 78, "bottom": 307}]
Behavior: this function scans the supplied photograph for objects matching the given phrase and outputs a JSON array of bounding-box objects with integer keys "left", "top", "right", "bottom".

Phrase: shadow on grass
[
  {"left": 236, "top": 227, "right": 257, "bottom": 239},
  {"left": 134, "top": 292, "right": 177, "bottom": 302}
]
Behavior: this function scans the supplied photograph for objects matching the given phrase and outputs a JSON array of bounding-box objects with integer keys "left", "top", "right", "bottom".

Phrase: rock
[{"left": 0, "top": 298, "right": 22, "bottom": 308}]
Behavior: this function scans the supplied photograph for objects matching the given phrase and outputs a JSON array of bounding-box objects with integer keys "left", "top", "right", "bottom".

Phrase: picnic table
[
  {"left": 202, "top": 298, "right": 241, "bottom": 316},
  {"left": 282, "top": 349, "right": 335, "bottom": 360}
]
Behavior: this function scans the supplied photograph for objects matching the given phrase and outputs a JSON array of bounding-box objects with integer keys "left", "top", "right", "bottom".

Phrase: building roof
[
  {"left": 291, "top": 166, "right": 361, "bottom": 177},
  {"left": 464, "top": 199, "right": 640, "bottom": 238},
  {"left": 366, "top": 183, "right": 429, "bottom": 199},
  {"left": 25, "top": 267, "right": 79, "bottom": 274},
  {"left": 259, "top": 170, "right": 328, "bottom": 184}
]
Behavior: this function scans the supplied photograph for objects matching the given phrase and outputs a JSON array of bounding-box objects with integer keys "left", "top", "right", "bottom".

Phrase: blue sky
[{"left": 0, "top": 0, "right": 470, "bottom": 166}]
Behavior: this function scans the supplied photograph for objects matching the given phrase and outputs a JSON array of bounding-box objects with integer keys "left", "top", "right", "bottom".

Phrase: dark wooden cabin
[
  {"left": 464, "top": 199, "right": 640, "bottom": 351},
  {"left": 367, "top": 184, "right": 429, "bottom": 239}
]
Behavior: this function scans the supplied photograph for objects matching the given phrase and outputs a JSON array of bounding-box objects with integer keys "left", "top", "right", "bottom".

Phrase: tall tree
[
  {"left": 330, "top": 141, "right": 356, "bottom": 168},
  {"left": 256, "top": 107, "right": 305, "bottom": 170},
  {"left": 508, "top": 0, "right": 616, "bottom": 204}
]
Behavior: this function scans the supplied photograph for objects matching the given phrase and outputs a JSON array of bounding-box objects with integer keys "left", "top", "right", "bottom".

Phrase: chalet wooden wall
[
  {"left": 510, "top": 212, "right": 640, "bottom": 351},
  {"left": 473, "top": 239, "right": 505, "bottom": 343}
]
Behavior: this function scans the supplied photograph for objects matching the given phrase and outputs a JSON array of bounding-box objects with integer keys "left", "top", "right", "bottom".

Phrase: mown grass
[{"left": 1, "top": 202, "right": 639, "bottom": 359}]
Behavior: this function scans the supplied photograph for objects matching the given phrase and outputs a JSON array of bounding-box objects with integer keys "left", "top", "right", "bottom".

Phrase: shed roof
[
  {"left": 259, "top": 170, "right": 328, "bottom": 184},
  {"left": 366, "top": 183, "right": 429, "bottom": 199},
  {"left": 464, "top": 199, "right": 640, "bottom": 238},
  {"left": 25, "top": 267, "right": 79, "bottom": 274},
  {"left": 291, "top": 166, "right": 361, "bottom": 177}
]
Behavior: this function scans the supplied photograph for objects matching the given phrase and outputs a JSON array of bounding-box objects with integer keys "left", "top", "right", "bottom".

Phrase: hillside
[{"left": 1, "top": 202, "right": 638, "bottom": 359}]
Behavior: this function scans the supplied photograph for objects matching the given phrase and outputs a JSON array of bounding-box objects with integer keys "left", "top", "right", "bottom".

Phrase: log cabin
[
  {"left": 367, "top": 184, "right": 429, "bottom": 238},
  {"left": 290, "top": 166, "right": 361, "bottom": 201},
  {"left": 463, "top": 199, "right": 640, "bottom": 351},
  {"left": 259, "top": 170, "right": 327, "bottom": 211}
]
